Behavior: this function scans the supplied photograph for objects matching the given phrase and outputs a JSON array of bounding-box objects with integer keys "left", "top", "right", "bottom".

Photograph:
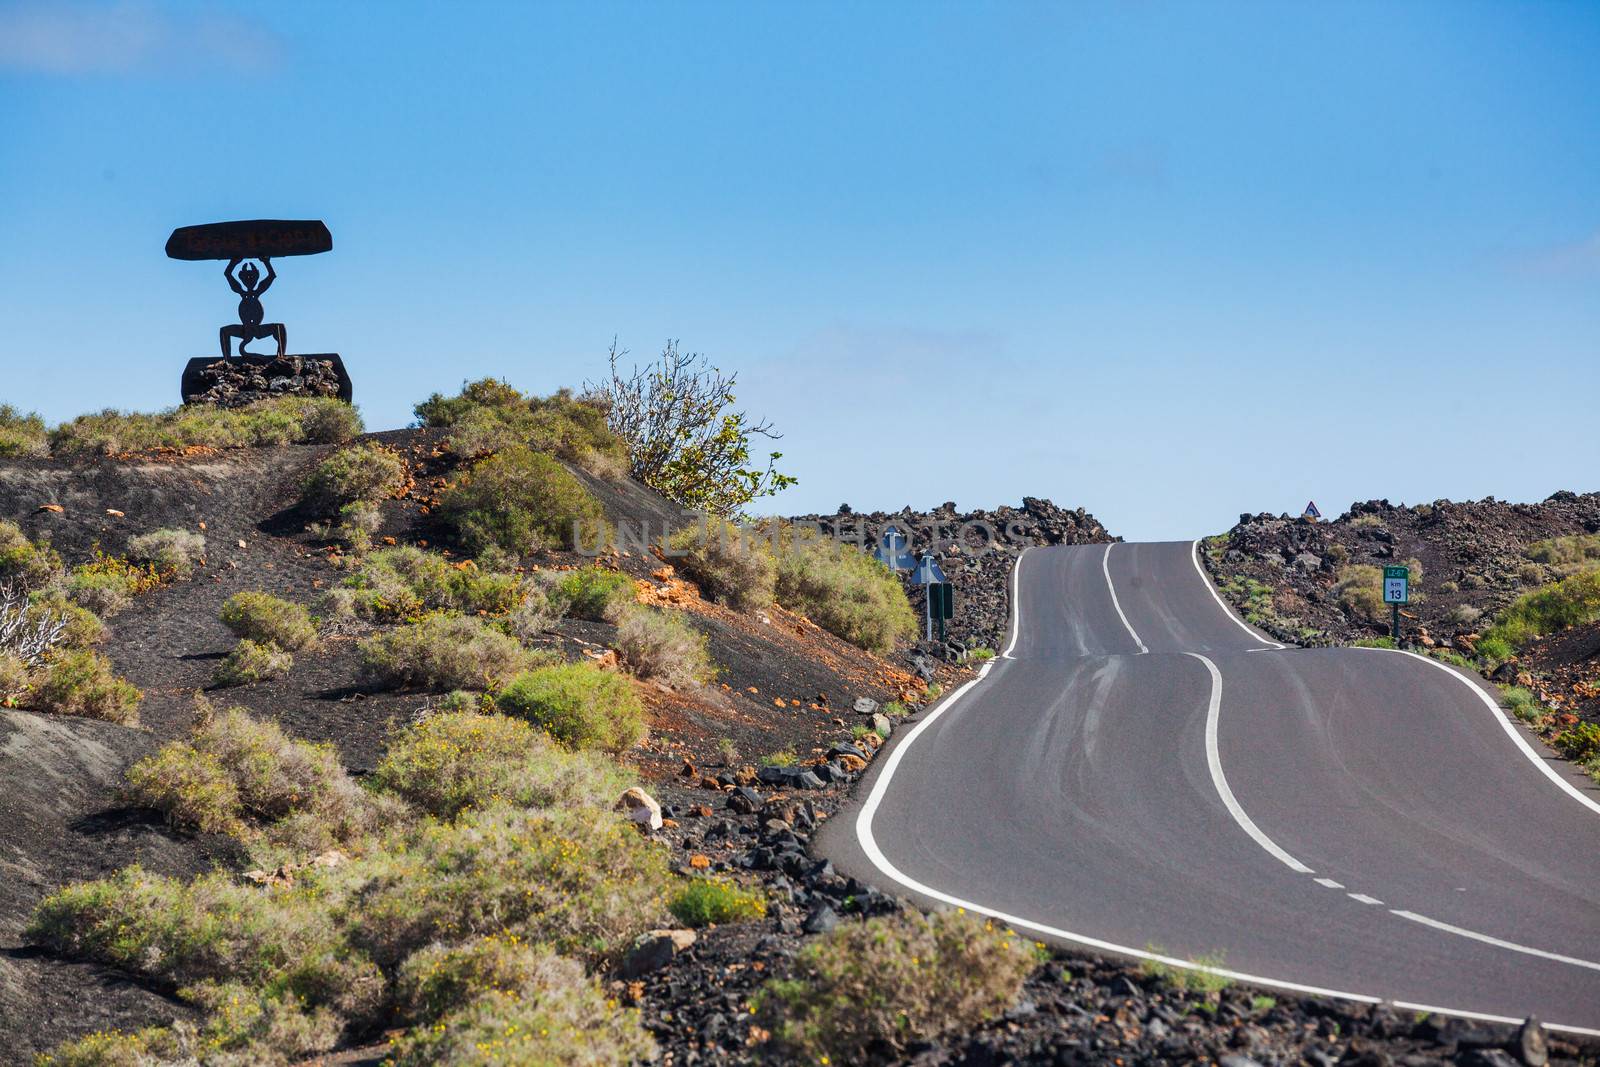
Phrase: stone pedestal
[{"left": 181, "top": 354, "right": 352, "bottom": 407}]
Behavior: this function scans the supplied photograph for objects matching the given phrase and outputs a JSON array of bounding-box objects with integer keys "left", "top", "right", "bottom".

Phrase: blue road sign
[
  {"left": 874, "top": 525, "right": 917, "bottom": 571},
  {"left": 911, "top": 554, "right": 947, "bottom": 585},
  {"left": 1303, "top": 500, "right": 1322, "bottom": 520}
]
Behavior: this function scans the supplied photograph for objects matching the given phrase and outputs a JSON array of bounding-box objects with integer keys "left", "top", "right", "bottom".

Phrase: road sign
[
  {"left": 874, "top": 525, "right": 916, "bottom": 572},
  {"left": 1383, "top": 565, "right": 1409, "bottom": 643},
  {"left": 911, "top": 554, "right": 947, "bottom": 585},
  {"left": 1303, "top": 501, "right": 1321, "bottom": 520},
  {"left": 1382, "top": 566, "right": 1410, "bottom": 605}
]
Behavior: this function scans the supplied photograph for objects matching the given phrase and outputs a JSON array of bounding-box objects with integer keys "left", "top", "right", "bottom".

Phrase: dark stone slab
[
  {"left": 181, "top": 354, "right": 352, "bottom": 408},
  {"left": 165, "top": 220, "right": 332, "bottom": 261}
]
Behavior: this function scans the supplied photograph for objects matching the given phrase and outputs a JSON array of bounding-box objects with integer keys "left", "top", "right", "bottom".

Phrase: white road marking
[
  {"left": 1189, "top": 538, "right": 1286, "bottom": 649},
  {"left": 1314, "top": 877, "right": 1345, "bottom": 889},
  {"left": 1347, "top": 893, "right": 1385, "bottom": 906},
  {"left": 1349, "top": 646, "right": 1600, "bottom": 819},
  {"left": 1188, "top": 651, "right": 1315, "bottom": 874},
  {"left": 1392, "top": 911, "right": 1600, "bottom": 973},
  {"left": 851, "top": 549, "right": 1600, "bottom": 1037},
  {"left": 1000, "top": 546, "right": 1031, "bottom": 660},
  {"left": 1102, "top": 543, "right": 1148, "bottom": 654}
]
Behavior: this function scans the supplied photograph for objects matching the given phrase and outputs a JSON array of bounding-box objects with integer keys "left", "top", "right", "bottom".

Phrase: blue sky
[{"left": 2, "top": 1, "right": 1596, "bottom": 540}]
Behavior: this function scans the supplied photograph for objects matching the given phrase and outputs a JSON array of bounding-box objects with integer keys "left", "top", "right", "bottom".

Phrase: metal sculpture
[{"left": 165, "top": 219, "right": 351, "bottom": 405}]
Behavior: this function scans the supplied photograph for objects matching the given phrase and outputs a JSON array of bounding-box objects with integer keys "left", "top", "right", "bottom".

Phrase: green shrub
[
  {"left": 614, "top": 607, "right": 713, "bottom": 686},
  {"left": 771, "top": 528, "right": 916, "bottom": 654},
  {"left": 0, "top": 519, "right": 62, "bottom": 588},
  {"left": 343, "top": 804, "right": 669, "bottom": 968},
  {"left": 30, "top": 649, "right": 140, "bottom": 723},
  {"left": 125, "top": 705, "right": 386, "bottom": 848},
  {"left": 126, "top": 528, "right": 207, "bottom": 578},
  {"left": 1478, "top": 570, "right": 1600, "bottom": 664},
  {"left": 48, "top": 397, "right": 361, "bottom": 456},
  {"left": 221, "top": 591, "right": 319, "bottom": 651},
  {"left": 370, "top": 711, "right": 630, "bottom": 820},
  {"left": 416, "top": 380, "right": 628, "bottom": 477},
  {"left": 341, "top": 546, "right": 524, "bottom": 621},
  {"left": 1140, "top": 948, "right": 1233, "bottom": 994},
  {"left": 1553, "top": 722, "right": 1600, "bottom": 763},
  {"left": 0, "top": 404, "right": 48, "bottom": 457},
  {"left": 359, "top": 613, "right": 533, "bottom": 691},
  {"left": 437, "top": 445, "right": 606, "bottom": 556},
  {"left": 554, "top": 566, "right": 634, "bottom": 621},
  {"left": 496, "top": 663, "right": 647, "bottom": 753},
  {"left": 759, "top": 909, "right": 1039, "bottom": 1064},
  {"left": 214, "top": 638, "right": 294, "bottom": 688},
  {"left": 667, "top": 518, "right": 777, "bottom": 611},
  {"left": 760, "top": 748, "right": 797, "bottom": 767},
  {"left": 64, "top": 552, "right": 162, "bottom": 615},
  {"left": 35, "top": 1026, "right": 185, "bottom": 1067},
  {"left": 300, "top": 441, "right": 406, "bottom": 515},
  {"left": 26, "top": 865, "right": 382, "bottom": 1019},
  {"left": 388, "top": 938, "right": 654, "bottom": 1065},
  {"left": 668, "top": 877, "right": 767, "bottom": 926}
]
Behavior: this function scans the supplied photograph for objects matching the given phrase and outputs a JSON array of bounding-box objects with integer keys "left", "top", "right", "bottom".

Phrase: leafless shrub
[{"left": 0, "top": 580, "right": 66, "bottom": 666}]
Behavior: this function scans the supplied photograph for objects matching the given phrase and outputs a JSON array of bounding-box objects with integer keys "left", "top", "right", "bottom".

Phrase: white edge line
[
  {"left": 1351, "top": 646, "right": 1600, "bottom": 819},
  {"left": 1000, "top": 546, "right": 1031, "bottom": 659},
  {"left": 1102, "top": 543, "right": 1148, "bottom": 654},
  {"left": 1189, "top": 537, "right": 1286, "bottom": 649},
  {"left": 1189, "top": 651, "right": 1315, "bottom": 874},
  {"left": 852, "top": 552, "right": 1600, "bottom": 1039},
  {"left": 1392, "top": 910, "right": 1600, "bottom": 973}
]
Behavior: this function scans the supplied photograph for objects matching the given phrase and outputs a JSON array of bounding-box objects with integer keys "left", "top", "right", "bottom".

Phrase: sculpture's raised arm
[{"left": 258, "top": 257, "right": 276, "bottom": 293}]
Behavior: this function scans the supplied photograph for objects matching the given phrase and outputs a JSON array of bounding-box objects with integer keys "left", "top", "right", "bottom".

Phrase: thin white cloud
[
  {"left": 1510, "top": 227, "right": 1600, "bottom": 277},
  {"left": 0, "top": 1, "right": 282, "bottom": 75}
]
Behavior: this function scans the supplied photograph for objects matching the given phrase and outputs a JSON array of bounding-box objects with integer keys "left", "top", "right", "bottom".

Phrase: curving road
[{"left": 819, "top": 541, "right": 1600, "bottom": 1033}]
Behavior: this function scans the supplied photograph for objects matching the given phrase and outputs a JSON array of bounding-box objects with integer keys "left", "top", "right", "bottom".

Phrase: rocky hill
[
  {"left": 1205, "top": 491, "right": 1600, "bottom": 755},
  {"left": 788, "top": 497, "right": 1115, "bottom": 661}
]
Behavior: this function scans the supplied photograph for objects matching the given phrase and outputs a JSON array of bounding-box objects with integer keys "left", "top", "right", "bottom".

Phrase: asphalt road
[{"left": 819, "top": 540, "right": 1600, "bottom": 1033}]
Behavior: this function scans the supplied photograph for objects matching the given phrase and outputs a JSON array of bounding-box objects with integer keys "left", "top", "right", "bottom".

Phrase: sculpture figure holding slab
[
  {"left": 166, "top": 219, "right": 352, "bottom": 406},
  {"left": 221, "top": 257, "right": 286, "bottom": 357}
]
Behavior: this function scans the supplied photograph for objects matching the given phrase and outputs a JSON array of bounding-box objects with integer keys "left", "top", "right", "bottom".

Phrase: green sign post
[{"left": 1382, "top": 565, "right": 1410, "bottom": 642}]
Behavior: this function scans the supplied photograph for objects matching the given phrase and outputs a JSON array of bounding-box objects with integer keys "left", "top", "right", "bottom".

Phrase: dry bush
[
  {"left": 343, "top": 804, "right": 669, "bottom": 968},
  {"left": 388, "top": 937, "right": 654, "bottom": 1066},
  {"left": 496, "top": 662, "right": 647, "bottom": 753},
  {"left": 0, "top": 651, "right": 31, "bottom": 704},
  {"left": 65, "top": 553, "right": 162, "bottom": 616},
  {"left": 27, "top": 595, "right": 106, "bottom": 649},
  {"left": 369, "top": 710, "right": 631, "bottom": 820},
  {"left": 213, "top": 638, "right": 294, "bottom": 688},
  {"left": 553, "top": 566, "right": 633, "bottom": 621},
  {"left": 504, "top": 581, "right": 565, "bottom": 639},
  {"left": 437, "top": 445, "right": 606, "bottom": 556},
  {"left": 127, "top": 528, "right": 207, "bottom": 578},
  {"left": 48, "top": 397, "right": 361, "bottom": 456},
  {"left": 760, "top": 909, "right": 1040, "bottom": 1064},
  {"left": 0, "top": 404, "right": 48, "bottom": 457},
  {"left": 125, "top": 705, "right": 387, "bottom": 848},
  {"left": 300, "top": 441, "right": 406, "bottom": 515},
  {"left": 1334, "top": 564, "right": 1386, "bottom": 624},
  {"left": 359, "top": 613, "right": 533, "bottom": 691},
  {"left": 614, "top": 607, "right": 713, "bottom": 686},
  {"left": 771, "top": 527, "right": 916, "bottom": 654},
  {"left": 668, "top": 518, "right": 777, "bottom": 611},
  {"left": 30, "top": 649, "right": 141, "bottom": 723},
  {"left": 220, "top": 591, "right": 319, "bottom": 651},
  {"left": 26, "top": 866, "right": 383, "bottom": 1020},
  {"left": 0, "top": 519, "right": 62, "bottom": 589}
]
